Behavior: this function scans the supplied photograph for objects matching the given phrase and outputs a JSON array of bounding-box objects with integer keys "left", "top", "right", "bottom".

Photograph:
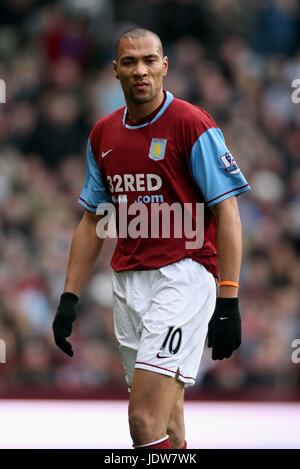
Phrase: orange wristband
[{"left": 218, "top": 280, "right": 240, "bottom": 288}]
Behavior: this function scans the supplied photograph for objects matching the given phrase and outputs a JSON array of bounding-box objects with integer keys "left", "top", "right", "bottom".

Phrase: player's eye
[{"left": 121, "top": 59, "right": 133, "bottom": 65}]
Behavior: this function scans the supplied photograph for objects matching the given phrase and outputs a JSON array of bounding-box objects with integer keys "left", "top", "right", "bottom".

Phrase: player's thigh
[
  {"left": 167, "top": 388, "right": 185, "bottom": 447},
  {"left": 129, "top": 368, "right": 184, "bottom": 424},
  {"left": 168, "top": 387, "right": 185, "bottom": 430}
]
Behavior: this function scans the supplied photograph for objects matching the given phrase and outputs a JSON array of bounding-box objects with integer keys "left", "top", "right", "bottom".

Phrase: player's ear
[
  {"left": 162, "top": 56, "right": 168, "bottom": 76},
  {"left": 113, "top": 60, "right": 120, "bottom": 80}
]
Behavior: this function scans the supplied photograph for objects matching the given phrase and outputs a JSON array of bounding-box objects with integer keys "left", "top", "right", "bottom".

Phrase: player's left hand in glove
[
  {"left": 52, "top": 292, "right": 78, "bottom": 357},
  {"left": 207, "top": 297, "right": 241, "bottom": 360}
]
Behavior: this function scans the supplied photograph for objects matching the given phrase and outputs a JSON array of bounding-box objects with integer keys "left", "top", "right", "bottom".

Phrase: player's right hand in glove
[
  {"left": 52, "top": 292, "right": 78, "bottom": 357},
  {"left": 207, "top": 297, "right": 241, "bottom": 360}
]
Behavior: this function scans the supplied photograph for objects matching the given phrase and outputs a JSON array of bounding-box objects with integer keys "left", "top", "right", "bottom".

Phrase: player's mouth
[{"left": 133, "top": 81, "right": 150, "bottom": 91}]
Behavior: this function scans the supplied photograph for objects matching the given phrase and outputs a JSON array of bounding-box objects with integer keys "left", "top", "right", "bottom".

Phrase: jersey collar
[{"left": 122, "top": 91, "right": 174, "bottom": 129}]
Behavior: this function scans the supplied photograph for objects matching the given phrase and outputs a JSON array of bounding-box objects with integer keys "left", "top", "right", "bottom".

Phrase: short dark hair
[{"left": 115, "top": 28, "right": 163, "bottom": 58}]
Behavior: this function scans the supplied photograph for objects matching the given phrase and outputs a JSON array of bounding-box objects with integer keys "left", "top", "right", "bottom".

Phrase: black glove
[
  {"left": 52, "top": 292, "right": 78, "bottom": 357},
  {"left": 207, "top": 297, "right": 241, "bottom": 360}
]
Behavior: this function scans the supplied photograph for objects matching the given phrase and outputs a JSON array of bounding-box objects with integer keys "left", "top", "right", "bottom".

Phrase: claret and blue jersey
[{"left": 79, "top": 91, "right": 250, "bottom": 277}]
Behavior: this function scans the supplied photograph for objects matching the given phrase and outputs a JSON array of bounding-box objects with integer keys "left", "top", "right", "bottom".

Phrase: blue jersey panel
[
  {"left": 78, "top": 139, "right": 112, "bottom": 212},
  {"left": 189, "top": 128, "right": 250, "bottom": 206}
]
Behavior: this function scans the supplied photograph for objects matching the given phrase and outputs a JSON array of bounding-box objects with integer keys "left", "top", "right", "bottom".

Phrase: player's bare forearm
[
  {"left": 64, "top": 209, "right": 105, "bottom": 296},
  {"left": 210, "top": 197, "right": 242, "bottom": 298}
]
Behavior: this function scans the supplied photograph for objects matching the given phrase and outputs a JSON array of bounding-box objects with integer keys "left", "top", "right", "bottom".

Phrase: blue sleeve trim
[
  {"left": 78, "top": 197, "right": 98, "bottom": 211},
  {"left": 78, "top": 139, "right": 112, "bottom": 210},
  {"left": 207, "top": 184, "right": 251, "bottom": 206}
]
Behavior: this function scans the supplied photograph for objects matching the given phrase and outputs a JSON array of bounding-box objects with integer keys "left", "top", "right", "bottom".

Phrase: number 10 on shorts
[{"left": 160, "top": 326, "right": 182, "bottom": 355}]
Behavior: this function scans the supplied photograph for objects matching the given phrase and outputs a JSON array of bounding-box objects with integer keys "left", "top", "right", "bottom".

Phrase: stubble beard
[
  {"left": 127, "top": 83, "right": 161, "bottom": 105},
  {"left": 130, "top": 89, "right": 154, "bottom": 104}
]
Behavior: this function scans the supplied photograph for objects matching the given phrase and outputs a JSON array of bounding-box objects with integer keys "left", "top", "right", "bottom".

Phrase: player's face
[{"left": 113, "top": 35, "right": 168, "bottom": 105}]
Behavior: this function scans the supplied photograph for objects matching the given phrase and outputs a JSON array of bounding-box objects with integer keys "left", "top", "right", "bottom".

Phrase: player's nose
[{"left": 133, "top": 61, "right": 148, "bottom": 77}]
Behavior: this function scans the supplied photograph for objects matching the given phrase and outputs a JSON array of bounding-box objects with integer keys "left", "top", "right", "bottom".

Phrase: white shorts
[{"left": 112, "top": 258, "right": 216, "bottom": 387}]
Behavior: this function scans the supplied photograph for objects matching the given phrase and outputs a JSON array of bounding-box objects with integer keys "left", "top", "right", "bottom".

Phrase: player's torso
[
  {"left": 89, "top": 96, "right": 218, "bottom": 275},
  {"left": 94, "top": 104, "right": 203, "bottom": 207}
]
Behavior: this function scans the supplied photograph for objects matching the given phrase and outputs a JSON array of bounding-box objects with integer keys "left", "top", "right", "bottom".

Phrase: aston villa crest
[{"left": 149, "top": 138, "right": 168, "bottom": 161}]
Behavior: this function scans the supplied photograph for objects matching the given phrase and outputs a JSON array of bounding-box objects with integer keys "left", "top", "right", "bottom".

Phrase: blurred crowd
[{"left": 0, "top": 0, "right": 300, "bottom": 399}]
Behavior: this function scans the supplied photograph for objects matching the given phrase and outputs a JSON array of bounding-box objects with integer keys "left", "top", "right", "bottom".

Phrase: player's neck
[{"left": 126, "top": 89, "right": 165, "bottom": 123}]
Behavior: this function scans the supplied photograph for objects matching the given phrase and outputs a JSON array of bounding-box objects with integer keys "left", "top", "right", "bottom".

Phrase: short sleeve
[
  {"left": 78, "top": 139, "right": 112, "bottom": 212},
  {"left": 189, "top": 127, "right": 251, "bottom": 206}
]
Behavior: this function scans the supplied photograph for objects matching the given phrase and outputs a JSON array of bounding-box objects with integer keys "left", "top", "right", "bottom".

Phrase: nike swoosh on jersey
[
  {"left": 220, "top": 317, "right": 228, "bottom": 320},
  {"left": 101, "top": 149, "right": 113, "bottom": 158},
  {"left": 156, "top": 352, "right": 169, "bottom": 359}
]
